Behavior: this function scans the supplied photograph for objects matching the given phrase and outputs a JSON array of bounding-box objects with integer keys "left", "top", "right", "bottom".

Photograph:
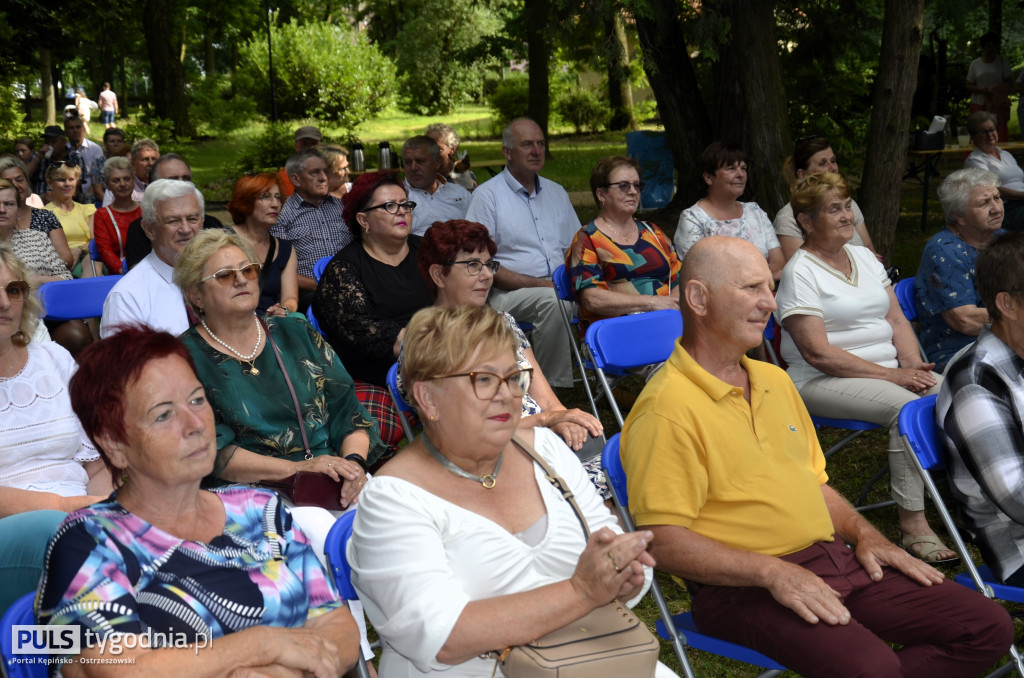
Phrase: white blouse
[
  {"left": 348, "top": 427, "right": 639, "bottom": 677},
  {"left": 0, "top": 341, "right": 97, "bottom": 495}
]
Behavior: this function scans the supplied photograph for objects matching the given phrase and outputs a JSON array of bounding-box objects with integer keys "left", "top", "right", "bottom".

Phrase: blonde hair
[
  {"left": 173, "top": 229, "right": 259, "bottom": 315},
  {"left": 45, "top": 162, "right": 81, "bottom": 185},
  {"left": 401, "top": 305, "right": 516, "bottom": 412},
  {"left": 0, "top": 244, "right": 42, "bottom": 345},
  {"left": 789, "top": 172, "right": 851, "bottom": 231}
]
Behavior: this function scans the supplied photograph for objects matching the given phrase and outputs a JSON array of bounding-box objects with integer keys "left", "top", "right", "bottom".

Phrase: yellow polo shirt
[{"left": 622, "top": 342, "right": 835, "bottom": 557}]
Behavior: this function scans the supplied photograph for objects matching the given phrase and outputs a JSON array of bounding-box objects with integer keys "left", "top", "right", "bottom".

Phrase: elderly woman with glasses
[
  {"left": 965, "top": 110, "right": 1024, "bottom": 231},
  {"left": 0, "top": 155, "right": 74, "bottom": 269},
  {"left": 349, "top": 304, "right": 670, "bottom": 678},
  {"left": 566, "top": 156, "right": 680, "bottom": 329},
  {"left": 313, "top": 172, "right": 433, "bottom": 458},
  {"left": 227, "top": 172, "right": 299, "bottom": 316}
]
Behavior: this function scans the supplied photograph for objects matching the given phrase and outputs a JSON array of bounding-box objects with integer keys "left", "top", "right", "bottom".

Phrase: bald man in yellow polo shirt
[{"left": 622, "top": 237, "right": 1010, "bottom": 678}]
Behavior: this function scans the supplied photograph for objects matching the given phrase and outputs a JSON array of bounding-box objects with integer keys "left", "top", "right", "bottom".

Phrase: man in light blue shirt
[
  {"left": 402, "top": 135, "right": 470, "bottom": 236},
  {"left": 465, "top": 118, "right": 579, "bottom": 387}
]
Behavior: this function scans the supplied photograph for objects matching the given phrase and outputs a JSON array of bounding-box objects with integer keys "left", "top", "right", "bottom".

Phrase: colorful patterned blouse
[
  {"left": 36, "top": 488, "right": 342, "bottom": 643},
  {"left": 566, "top": 219, "right": 680, "bottom": 328}
]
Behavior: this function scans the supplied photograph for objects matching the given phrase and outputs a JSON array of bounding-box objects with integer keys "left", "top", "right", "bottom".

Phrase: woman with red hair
[{"left": 227, "top": 173, "right": 299, "bottom": 316}]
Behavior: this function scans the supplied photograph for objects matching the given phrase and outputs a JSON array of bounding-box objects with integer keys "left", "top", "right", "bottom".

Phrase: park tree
[
  {"left": 860, "top": 0, "right": 926, "bottom": 257},
  {"left": 143, "top": 0, "right": 195, "bottom": 137}
]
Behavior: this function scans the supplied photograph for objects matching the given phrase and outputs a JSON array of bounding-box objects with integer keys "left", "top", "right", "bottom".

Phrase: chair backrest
[
  {"left": 584, "top": 310, "right": 682, "bottom": 373},
  {"left": 897, "top": 394, "right": 944, "bottom": 472},
  {"left": 600, "top": 433, "right": 629, "bottom": 507},
  {"left": 894, "top": 278, "right": 918, "bottom": 322},
  {"left": 552, "top": 264, "right": 575, "bottom": 303},
  {"left": 306, "top": 305, "right": 322, "bottom": 333},
  {"left": 323, "top": 510, "right": 359, "bottom": 601},
  {"left": 386, "top": 363, "right": 416, "bottom": 415},
  {"left": 0, "top": 593, "right": 46, "bottom": 678},
  {"left": 37, "top": 276, "right": 120, "bottom": 321},
  {"left": 312, "top": 255, "right": 333, "bottom": 283}
]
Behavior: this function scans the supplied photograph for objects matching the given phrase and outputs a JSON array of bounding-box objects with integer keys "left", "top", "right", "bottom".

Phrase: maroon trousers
[{"left": 692, "top": 539, "right": 1013, "bottom": 678}]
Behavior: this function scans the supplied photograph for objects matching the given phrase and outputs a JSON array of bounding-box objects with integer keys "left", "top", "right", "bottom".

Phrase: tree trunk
[
  {"left": 142, "top": 0, "right": 194, "bottom": 137},
  {"left": 713, "top": 0, "right": 791, "bottom": 216},
  {"left": 630, "top": 2, "right": 713, "bottom": 208},
  {"left": 860, "top": 0, "right": 925, "bottom": 259},
  {"left": 606, "top": 9, "right": 637, "bottom": 132},
  {"left": 525, "top": 0, "right": 551, "bottom": 154},
  {"left": 40, "top": 48, "right": 56, "bottom": 125}
]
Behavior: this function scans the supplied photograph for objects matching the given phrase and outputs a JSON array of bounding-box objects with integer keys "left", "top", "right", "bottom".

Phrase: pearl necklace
[{"left": 201, "top": 315, "right": 263, "bottom": 375}]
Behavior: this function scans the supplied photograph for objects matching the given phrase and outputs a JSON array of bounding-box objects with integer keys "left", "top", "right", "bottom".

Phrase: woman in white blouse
[
  {"left": 674, "top": 141, "right": 783, "bottom": 280},
  {"left": 349, "top": 305, "right": 667, "bottom": 677},
  {"left": 965, "top": 110, "right": 1024, "bottom": 230},
  {"left": 0, "top": 244, "right": 110, "bottom": 609},
  {"left": 774, "top": 173, "right": 955, "bottom": 566}
]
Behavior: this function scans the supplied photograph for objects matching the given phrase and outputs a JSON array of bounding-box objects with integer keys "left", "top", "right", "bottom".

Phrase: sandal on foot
[{"left": 898, "top": 530, "right": 960, "bottom": 566}]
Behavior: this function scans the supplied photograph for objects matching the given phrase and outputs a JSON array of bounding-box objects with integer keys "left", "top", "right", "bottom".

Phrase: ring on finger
[
  {"left": 328, "top": 462, "right": 333, "bottom": 469},
  {"left": 607, "top": 551, "right": 621, "bottom": 572}
]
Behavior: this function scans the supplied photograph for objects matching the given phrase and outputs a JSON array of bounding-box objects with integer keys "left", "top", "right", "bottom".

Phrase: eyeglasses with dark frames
[
  {"left": 200, "top": 263, "right": 263, "bottom": 285},
  {"left": 974, "top": 128, "right": 998, "bottom": 137},
  {"left": 1, "top": 281, "right": 30, "bottom": 302},
  {"left": 433, "top": 368, "right": 533, "bottom": 400},
  {"left": 360, "top": 200, "right": 417, "bottom": 215},
  {"left": 604, "top": 181, "right": 645, "bottom": 193},
  {"left": 447, "top": 259, "right": 500, "bottom": 276}
]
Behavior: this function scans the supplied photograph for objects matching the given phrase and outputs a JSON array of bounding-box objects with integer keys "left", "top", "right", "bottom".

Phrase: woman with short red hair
[{"left": 227, "top": 173, "right": 299, "bottom": 316}]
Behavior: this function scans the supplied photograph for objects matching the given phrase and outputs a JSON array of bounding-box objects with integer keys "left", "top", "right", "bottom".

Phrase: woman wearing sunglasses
[
  {"left": 567, "top": 155, "right": 680, "bottom": 329},
  {"left": 0, "top": 244, "right": 110, "bottom": 611},
  {"left": 174, "top": 228, "right": 385, "bottom": 669},
  {"left": 314, "top": 172, "right": 433, "bottom": 460}
]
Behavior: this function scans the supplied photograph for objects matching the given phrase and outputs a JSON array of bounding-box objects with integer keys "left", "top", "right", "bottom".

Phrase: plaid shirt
[
  {"left": 936, "top": 327, "right": 1024, "bottom": 582},
  {"left": 271, "top": 192, "right": 352, "bottom": 279}
]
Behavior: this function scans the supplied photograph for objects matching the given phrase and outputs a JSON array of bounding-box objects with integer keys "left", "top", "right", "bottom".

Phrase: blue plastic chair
[
  {"left": 306, "top": 305, "right": 322, "bottom": 334},
  {"left": 386, "top": 362, "right": 417, "bottom": 442},
  {"left": 551, "top": 265, "right": 598, "bottom": 419},
  {"left": 811, "top": 415, "right": 892, "bottom": 512},
  {"left": 601, "top": 435, "right": 780, "bottom": 677},
  {"left": 899, "top": 395, "right": 1024, "bottom": 676},
  {"left": 323, "top": 510, "right": 372, "bottom": 678},
  {"left": 893, "top": 278, "right": 918, "bottom": 322},
  {"left": 893, "top": 278, "right": 928, "bottom": 360},
  {"left": 0, "top": 593, "right": 46, "bottom": 678},
  {"left": 583, "top": 310, "right": 682, "bottom": 429},
  {"left": 36, "top": 276, "right": 120, "bottom": 321},
  {"left": 87, "top": 239, "right": 101, "bottom": 277},
  {"left": 312, "top": 255, "right": 333, "bottom": 283}
]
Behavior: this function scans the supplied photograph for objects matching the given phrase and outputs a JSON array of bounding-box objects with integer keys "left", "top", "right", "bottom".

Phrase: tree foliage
[
  {"left": 236, "top": 17, "right": 396, "bottom": 131},
  {"left": 353, "top": 0, "right": 516, "bottom": 116}
]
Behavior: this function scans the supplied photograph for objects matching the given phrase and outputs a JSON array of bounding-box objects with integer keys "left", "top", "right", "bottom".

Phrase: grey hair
[
  {"left": 425, "top": 123, "right": 459, "bottom": 150},
  {"left": 285, "top": 148, "right": 325, "bottom": 177},
  {"left": 141, "top": 179, "right": 205, "bottom": 224},
  {"left": 103, "top": 155, "right": 132, "bottom": 182},
  {"left": 501, "top": 117, "right": 539, "bottom": 149},
  {"left": 966, "top": 111, "right": 998, "bottom": 137},
  {"left": 938, "top": 168, "right": 999, "bottom": 224},
  {"left": 402, "top": 135, "right": 440, "bottom": 158},
  {"left": 0, "top": 155, "right": 29, "bottom": 182},
  {"left": 131, "top": 138, "right": 159, "bottom": 160}
]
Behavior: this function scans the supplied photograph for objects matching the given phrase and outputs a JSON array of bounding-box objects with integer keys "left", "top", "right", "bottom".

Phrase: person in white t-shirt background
[{"left": 966, "top": 32, "right": 1013, "bottom": 142}]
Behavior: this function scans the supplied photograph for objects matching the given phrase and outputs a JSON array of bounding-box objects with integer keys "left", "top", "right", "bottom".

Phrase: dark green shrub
[
  {"left": 232, "top": 121, "right": 295, "bottom": 174},
  {"left": 188, "top": 74, "right": 257, "bottom": 135},
  {"left": 488, "top": 75, "right": 530, "bottom": 128},
  {"left": 554, "top": 86, "right": 609, "bottom": 135},
  {"left": 237, "top": 18, "right": 396, "bottom": 132}
]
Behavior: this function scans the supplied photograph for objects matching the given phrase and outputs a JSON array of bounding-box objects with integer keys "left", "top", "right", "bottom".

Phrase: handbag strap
[
  {"left": 511, "top": 434, "right": 590, "bottom": 540},
  {"left": 104, "top": 206, "right": 125, "bottom": 260},
  {"left": 261, "top": 317, "right": 312, "bottom": 459}
]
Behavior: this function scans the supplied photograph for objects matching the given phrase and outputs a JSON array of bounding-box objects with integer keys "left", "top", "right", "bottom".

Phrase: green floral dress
[{"left": 181, "top": 316, "right": 385, "bottom": 476}]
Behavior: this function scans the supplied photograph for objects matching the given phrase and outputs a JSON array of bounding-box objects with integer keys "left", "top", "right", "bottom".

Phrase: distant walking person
[{"left": 98, "top": 83, "right": 119, "bottom": 130}]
